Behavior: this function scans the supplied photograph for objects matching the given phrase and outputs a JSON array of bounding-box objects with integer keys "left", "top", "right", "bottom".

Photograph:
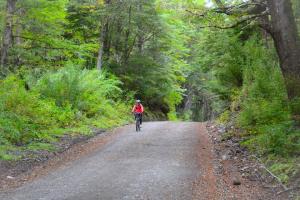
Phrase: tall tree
[
  {"left": 198, "top": 0, "right": 300, "bottom": 100},
  {"left": 96, "top": 0, "right": 110, "bottom": 71},
  {"left": 266, "top": 0, "right": 300, "bottom": 99},
  {"left": 0, "top": 0, "right": 17, "bottom": 74}
]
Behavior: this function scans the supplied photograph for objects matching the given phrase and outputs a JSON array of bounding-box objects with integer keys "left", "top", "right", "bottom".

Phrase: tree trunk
[
  {"left": 0, "top": 0, "right": 17, "bottom": 74},
  {"left": 114, "top": 20, "right": 123, "bottom": 63},
  {"left": 122, "top": 5, "right": 132, "bottom": 64},
  {"left": 137, "top": 2, "right": 144, "bottom": 54},
  {"left": 267, "top": 0, "right": 300, "bottom": 99},
  {"left": 14, "top": 8, "right": 24, "bottom": 67},
  {"left": 96, "top": 0, "right": 110, "bottom": 71},
  {"left": 96, "top": 21, "right": 109, "bottom": 71}
]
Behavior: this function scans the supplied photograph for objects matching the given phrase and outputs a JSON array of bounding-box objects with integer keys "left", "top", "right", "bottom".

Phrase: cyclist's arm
[
  {"left": 141, "top": 104, "right": 144, "bottom": 113},
  {"left": 131, "top": 105, "right": 136, "bottom": 113}
]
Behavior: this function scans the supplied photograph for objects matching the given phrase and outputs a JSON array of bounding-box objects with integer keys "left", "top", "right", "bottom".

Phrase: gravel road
[{"left": 0, "top": 122, "right": 215, "bottom": 200}]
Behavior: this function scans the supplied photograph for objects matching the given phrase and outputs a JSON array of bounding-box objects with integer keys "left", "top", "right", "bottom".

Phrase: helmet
[{"left": 136, "top": 99, "right": 141, "bottom": 103}]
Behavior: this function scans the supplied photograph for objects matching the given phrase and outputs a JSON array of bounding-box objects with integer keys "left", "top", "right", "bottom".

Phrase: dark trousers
[{"left": 135, "top": 113, "right": 143, "bottom": 125}]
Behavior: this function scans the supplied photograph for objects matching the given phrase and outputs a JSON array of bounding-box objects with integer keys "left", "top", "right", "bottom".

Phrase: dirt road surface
[{"left": 0, "top": 122, "right": 275, "bottom": 200}]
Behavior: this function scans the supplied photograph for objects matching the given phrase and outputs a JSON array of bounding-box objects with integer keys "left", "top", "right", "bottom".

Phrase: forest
[{"left": 0, "top": 0, "right": 299, "bottom": 184}]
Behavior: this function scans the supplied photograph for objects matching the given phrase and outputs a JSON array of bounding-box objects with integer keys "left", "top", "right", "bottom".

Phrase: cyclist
[{"left": 132, "top": 100, "right": 144, "bottom": 125}]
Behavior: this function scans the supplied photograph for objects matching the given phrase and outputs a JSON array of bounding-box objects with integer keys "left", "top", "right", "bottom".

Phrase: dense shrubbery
[
  {"left": 236, "top": 39, "right": 299, "bottom": 156},
  {"left": 36, "top": 66, "right": 123, "bottom": 117},
  {"left": 192, "top": 31, "right": 300, "bottom": 156},
  {"left": 239, "top": 63, "right": 299, "bottom": 155},
  {"left": 185, "top": 29, "right": 300, "bottom": 180},
  {"left": 0, "top": 75, "right": 64, "bottom": 145},
  {"left": 0, "top": 67, "right": 132, "bottom": 159}
]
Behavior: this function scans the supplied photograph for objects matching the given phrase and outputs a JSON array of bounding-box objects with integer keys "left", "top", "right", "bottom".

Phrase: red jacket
[{"left": 132, "top": 104, "right": 144, "bottom": 113}]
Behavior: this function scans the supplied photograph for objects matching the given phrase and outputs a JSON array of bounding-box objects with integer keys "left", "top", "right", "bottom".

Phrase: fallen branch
[
  {"left": 262, "top": 185, "right": 278, "bottom": 189},
  {"left": 250, "top": 155, "right": 288, "bottom": 190},
  {"left": 277, "top": 186, "right": 300, "bottom": 195},
  {"left": 259, "top": 165, "right": 287, "bottom": 189}
]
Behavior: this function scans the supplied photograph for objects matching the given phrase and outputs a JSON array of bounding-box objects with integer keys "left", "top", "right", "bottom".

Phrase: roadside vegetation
[
  {"left": 0, "top": 67, "right": 132, "bottom": 160},
  {"left": 0, "top": 0, "right": 299, "bottom": 187},
  {"left": 178, "top": 0, "right": 300, "bottom": 184}
]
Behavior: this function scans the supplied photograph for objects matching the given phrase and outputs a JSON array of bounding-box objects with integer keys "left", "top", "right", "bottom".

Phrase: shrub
[
  {"left": 211, "top": 36, "right": 300, "bottom": 157},
  {"left": 236, "top": 42, "right": 300, "bottom": 156},
  {"left": 238, "top": 99, "right": 290, "bottom": 129},
  {"left": 35, "top": 66, "right": 122, "bottom": 117},
  {"left": 217, "top": 110, "right": 230, "bottom": 124},
  {"left": 0, "top": 75, "right": 71, "bottom": 145},
  {"left": 290, "top": 97, "right": 300, "bottom": 116}
]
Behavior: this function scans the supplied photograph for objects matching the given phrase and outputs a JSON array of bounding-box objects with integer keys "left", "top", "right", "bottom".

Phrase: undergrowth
[
  {"left": 0, "top": 66, "right": 132, "bottom": 160},
  {"left": 215, "top": 37, "right": 300, "bottom": 184}
]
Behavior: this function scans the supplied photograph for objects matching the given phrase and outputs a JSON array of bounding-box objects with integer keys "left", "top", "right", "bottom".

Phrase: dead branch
[
  {"left": 260, "top": 165, "right": 288, "bottom": 190},
  {"left": 250, "top": 155, "right": 288, "bottom": 190},
  {"left": 277, "top": 186, "right": 300, "bottom": 195}
]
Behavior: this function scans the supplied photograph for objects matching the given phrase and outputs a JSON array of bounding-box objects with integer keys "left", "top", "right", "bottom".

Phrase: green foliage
[
  {"left": 1, "top": 0, "right": 188, "bottom": 120},
  {"left": 0, "top": 75, "right": 68, "bottom": 145},
  {"left": 234, "top": 38, "right": 300, "bottom": 156},
  {"left": 0, "top": 145, "right": 20, "bottom": 160},
  {"left": 217, "top": 110, "right": 230, "bottom": 124},
  {"left": 0, "top": 1, "right": 298, "bottom": 186},
  {"left": 185, "top": 26, "right": 299, "bottom": 157},
  {"left": 27, "top": 142, "right": 57, "bottom": 152},
  {"left": 238, "top": 99, "right": 289, "bottom": 129},
  {"left": 289, "top": 97, "right": 300, "bottom": 116},
  {"left": 0, "top": 67, "right": 131, "bottom": 159},
  {"left": 270, "top": 162, "right": 294, "bottom": 183},
  {"left": 260, "top": 123, "right": 300, "bottom": 155},
  {"left": 0, "top": 0, "right": 190, "bottom": 160},
  {"left": 265, "top": 155, "right": 300, "bottom": 183},
  {"left": 35, "top": 66, "right": 122, "bottom": 116},
  {"left": 238, "top": 59, "right": 289, "bottom": 130},
  {"left": 180, "top": 13, "right": 299, "bottom": 182},
  {"left": 9, "top": 0, "right": 74, "bottom": 68}
]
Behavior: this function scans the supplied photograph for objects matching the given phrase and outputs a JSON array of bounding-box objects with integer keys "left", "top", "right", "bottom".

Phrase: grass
[
  {"left": 265, "top": 155, "right": 300, "bottom": 184},
  {"left": 0, "top": 116, "right": 133, "bottom": 161}
]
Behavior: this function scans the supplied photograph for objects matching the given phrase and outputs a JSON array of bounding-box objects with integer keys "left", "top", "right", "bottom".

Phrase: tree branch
[
  {"left": 187, "top": 0, "right": 267, "bottom": 17},
  {"left": 198, "top": 13, "right": 267, "bottom": 30}
]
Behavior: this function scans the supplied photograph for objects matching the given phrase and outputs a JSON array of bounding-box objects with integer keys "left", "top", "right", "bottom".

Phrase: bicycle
[{"left": 134, "top": 113, "right": 142, "bottom": 132}]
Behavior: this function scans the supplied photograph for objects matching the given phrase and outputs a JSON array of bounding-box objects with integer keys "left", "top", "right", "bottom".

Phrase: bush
[
  {"left": 35, "top": 66, "right": 133, "bottom": 123},
  {"left": 238, "top": 99, "right": 290, "bottom": 129},
  {"left": 236, "top": 39, "right": 300, "bottom": 156},
  {"left": 217, "top": 110, "right": 230, "bottom": 124},
  {"left": 0, "top": 75, "right": 71, "bottom": 145},
  {"left": 258, "top": 122, "right": 300, "bottom": 155},
  {"left": 165, "top": 90, "right": 183, "bottom": 121},
  {"left": 290, "top": 97, "right": 300, "bottom": 116},
  {"left": 35, "top": 66, "right": 122, "bottom": 116}
]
